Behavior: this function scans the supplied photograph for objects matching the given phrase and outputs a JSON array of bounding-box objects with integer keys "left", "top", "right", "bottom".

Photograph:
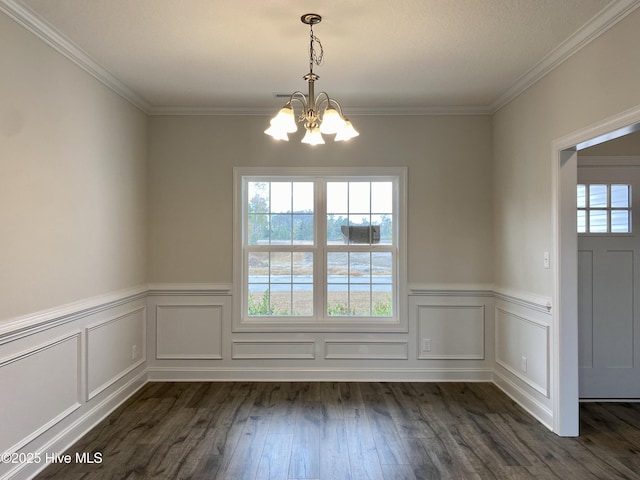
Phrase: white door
[{"left": 578, "top": 163, "right": 640, "bottom": 398}]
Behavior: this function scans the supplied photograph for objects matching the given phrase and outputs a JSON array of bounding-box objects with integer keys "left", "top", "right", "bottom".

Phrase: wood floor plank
[
  {"left": 255, "top": 433, "right": 293, "bottom": 480},
  {"left": 386, "top": 383, "right": 438, "bottom": 439},
  {"left": 289, "top": 400, "right": 322, "bottom": 479},
  {"left": 417, "top": 432, "right": 481, "bottom": 479},
  {"left": 380, "top": 463, "right": 417, "bottom": 480},
  {"left": 496, "top": 414, "right": 599, "bottom": 480},
  {"left": 319, "top": 419, "right": 351, "bottom": 480},
  {"left": 454, "top": 423, "right": 535, "bottom": 478},
  {"left": 319, "top": 382, "right": 345, "bottom": 420},
  {"left": 344, "top": 414, "right": 385, "bottom": 480},
  {"left": 358, "top": 383, "right": 411, "bottom": 466},
  {"left": 220, "top": 415, "right": 271, "bottom": 480},
  {"left": 339, "top": 382, "right": 366, "bottom": 418},
  {"left": 399, "top": 436, "right": 440, "bottom": 479}
]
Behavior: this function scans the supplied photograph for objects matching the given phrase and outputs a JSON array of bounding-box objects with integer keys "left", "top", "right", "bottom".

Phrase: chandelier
[{"left": 264, "top": 13, "right": 359, "bottom": 145}]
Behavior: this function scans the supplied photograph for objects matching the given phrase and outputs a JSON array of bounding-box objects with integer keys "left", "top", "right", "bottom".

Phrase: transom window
[
  {"left": 577, "top": 183, "right": 631, "bottom": 233},
  {"left": 233, "top": 167, "right": 407, "bottom": 332}
]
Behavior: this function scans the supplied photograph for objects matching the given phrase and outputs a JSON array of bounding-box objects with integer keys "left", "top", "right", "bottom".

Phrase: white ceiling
[{"left": 3, "top": 0, "right": 639, "bottom": 114}]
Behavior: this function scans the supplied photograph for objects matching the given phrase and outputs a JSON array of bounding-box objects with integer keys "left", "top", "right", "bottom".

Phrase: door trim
[{"left": 552, "top": 103, "right": 640, "bottom": 436}]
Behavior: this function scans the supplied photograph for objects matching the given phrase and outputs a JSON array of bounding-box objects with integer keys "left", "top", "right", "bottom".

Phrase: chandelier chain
[{"left": 308, "top": 23, "right": 323, "bottom": 72}]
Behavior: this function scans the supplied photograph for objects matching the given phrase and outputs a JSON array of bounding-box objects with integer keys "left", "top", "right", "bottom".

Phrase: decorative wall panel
[
  {"left": 495, "top": 307, "right": 549, "bottom": 396},
  {"left": 0, "top": 332, "right": 81, "bottom": 454},
  {"left": 87, "top": 306, "right": 146, "bottom": 399},
  {"left": 416, "top": 305, "right": 485, "bottom": 359},
  {"left": 232, "top": 340, "right": 315, "bottom": 360},
  {"left": 324, "top": 340, "right": 408, "bottom": 359},
  {"left": 156, "top": 304, "right": 223, "bottom": 360}
]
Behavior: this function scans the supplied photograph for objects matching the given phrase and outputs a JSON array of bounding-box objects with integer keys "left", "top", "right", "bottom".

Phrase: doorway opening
[{"left": 553, "top": 106, "right": 640, "bottom": 436}]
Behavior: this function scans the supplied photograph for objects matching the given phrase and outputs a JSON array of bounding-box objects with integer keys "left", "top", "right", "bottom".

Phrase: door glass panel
[
  {"left": 589, "top": 185, "right": 607, "bottom": 208},
  {"left": 611, "top": 210, "right": 630, "bottom": 233},
  {"left": 589, "top": 210, "right": 607, "bottom": 233},
  {"left": 577, "top": 184, "right": 586, "bottom": 208},
  {"left": 577, "top": 210, "right": 586, "bottom": 233},
  {"left": 611, "top": 184, "right": 630, "bottom": 208}
]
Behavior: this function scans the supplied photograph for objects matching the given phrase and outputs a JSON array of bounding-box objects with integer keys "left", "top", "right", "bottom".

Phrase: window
[
  {"left": 233, "top": 167, "right": 407, "bottom": 332},
  {"left": 577, "top": 183, "right": 631, "bottom": 233}
]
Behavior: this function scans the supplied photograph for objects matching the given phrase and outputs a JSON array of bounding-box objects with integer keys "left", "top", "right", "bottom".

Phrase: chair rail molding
[{"left": 0, "top": 285, "right": 148, "bottom": 344}]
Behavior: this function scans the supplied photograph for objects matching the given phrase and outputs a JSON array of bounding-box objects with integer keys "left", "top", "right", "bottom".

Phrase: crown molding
[
  {"left": 335, "top": 105, "right": 493, "bottom": 116},
  {"left": 147, "top": 104, "right": 493, "bottom": 116},
  {"left": 0, "top": 0, "right": 151, "bottom": 113},
  {"left": 147, "top": 106, "right": 276, "bottom": 116},
  {"left": 3, "top": 0, "right": 639, "bottom": 117},
  {"left": 489, "top": 0, "right": 640, "bottom": 113}
]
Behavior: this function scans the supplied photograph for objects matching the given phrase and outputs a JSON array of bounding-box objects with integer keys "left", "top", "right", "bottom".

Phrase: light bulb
[
  {"left": 319, "top": 106, "right": 346, "bottom": 134},
  {"left": 264, "top": 124, "right": 289, "bottom": 141},
  {"left": 334, "top": 119, "right": 359, "bottom": 141},
  {"left": 301, "top": 126, "right": 325, "bottom": 145}
]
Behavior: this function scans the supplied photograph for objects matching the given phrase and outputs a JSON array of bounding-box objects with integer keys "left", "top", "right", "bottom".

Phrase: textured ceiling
[{"left": 5, "top": 0, "right": 638, "bottom": 114}]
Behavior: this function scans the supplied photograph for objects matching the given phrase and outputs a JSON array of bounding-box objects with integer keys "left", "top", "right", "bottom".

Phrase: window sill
[{"left": 232, "top": 316, "right": 408, "bottom": 333}]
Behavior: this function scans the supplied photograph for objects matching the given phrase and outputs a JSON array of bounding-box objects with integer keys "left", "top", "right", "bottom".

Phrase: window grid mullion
[
  {"left": 586, "top": 184, "right": 591, "bottom": 233},
  {"left": 607, "top": 184, "right": 612, "bottom": 232},
  {"left": 317, "top": 180, "right": 327, "bottom": 321}
]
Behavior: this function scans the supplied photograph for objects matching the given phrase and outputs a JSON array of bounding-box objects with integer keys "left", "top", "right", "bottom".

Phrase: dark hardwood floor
[{"left": 35, "top": 382, "right": 640, "bottom": 479}]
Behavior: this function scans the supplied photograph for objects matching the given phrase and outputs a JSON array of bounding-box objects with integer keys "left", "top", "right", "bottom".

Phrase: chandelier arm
[
  {"left": 314, "top": 92, "right": 331, "bottom": 112},
  {"left": 287, "top": 91, "right": 309, "bottom": 110},
  {"left": 328, "top": 97, "right": 347, "bottom": 117},
  {"left": 315, "top": 93, "right": 348, "bottom": 119}
]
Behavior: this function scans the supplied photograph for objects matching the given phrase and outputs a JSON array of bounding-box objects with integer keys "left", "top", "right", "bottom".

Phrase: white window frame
[{"left": 233, "top": 166, "right": 408, "bottom": 333}]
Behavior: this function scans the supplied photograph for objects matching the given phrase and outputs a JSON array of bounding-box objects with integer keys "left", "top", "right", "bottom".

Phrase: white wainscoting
[
  {"left": 324, "top": 340, "right": 408, "bottom": 360},
  {"left": 0, "top": 289, "right": 147, "bottom": 480},
  {"left": 232, "top": 340, "right": 316, "bottom": 359},
  {"left": 156, "top": 304, "right": 223, "bottom": 359},
  {"left": 415, "top": 305, "right": 485, "bottom": 360},
  {"left": 146, "top": 285, "right": 494, "bottom": 382},
  {"left": 409, "top": 287, "right": 493, "bottom": 367},
  {"left": 495, "top": 307, "right": 549, "bottom": 396},
  {"left": 493, "top": 290, "right": 553, "bottom": 430},
  {"left": 0, "top": 332, "right": 81, "bottom": 455},
  {"left": 86, "top": 306, "right": 146, "bottom": 400}
]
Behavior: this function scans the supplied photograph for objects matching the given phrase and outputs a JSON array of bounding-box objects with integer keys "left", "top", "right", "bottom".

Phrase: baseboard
[
  {"left": 147, "top": 366, "right": 494, "bottom": 382},
  {"left": 493, "top": 369, "right": 553, "bottom": 431}
]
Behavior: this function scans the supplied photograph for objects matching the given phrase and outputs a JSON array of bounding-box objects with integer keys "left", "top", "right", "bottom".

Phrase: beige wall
[
  {"left": 0, "top": 13, "right": 148, "bottom": 321},
  {"left": 493, "top": 8, "right": 640, "bottom": 297},
  {"left": 8, "top": 3, "right": 640, "bottom": 322},
  {"left": 147, "top": 114, "right": 494, "bottom": 286}
]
